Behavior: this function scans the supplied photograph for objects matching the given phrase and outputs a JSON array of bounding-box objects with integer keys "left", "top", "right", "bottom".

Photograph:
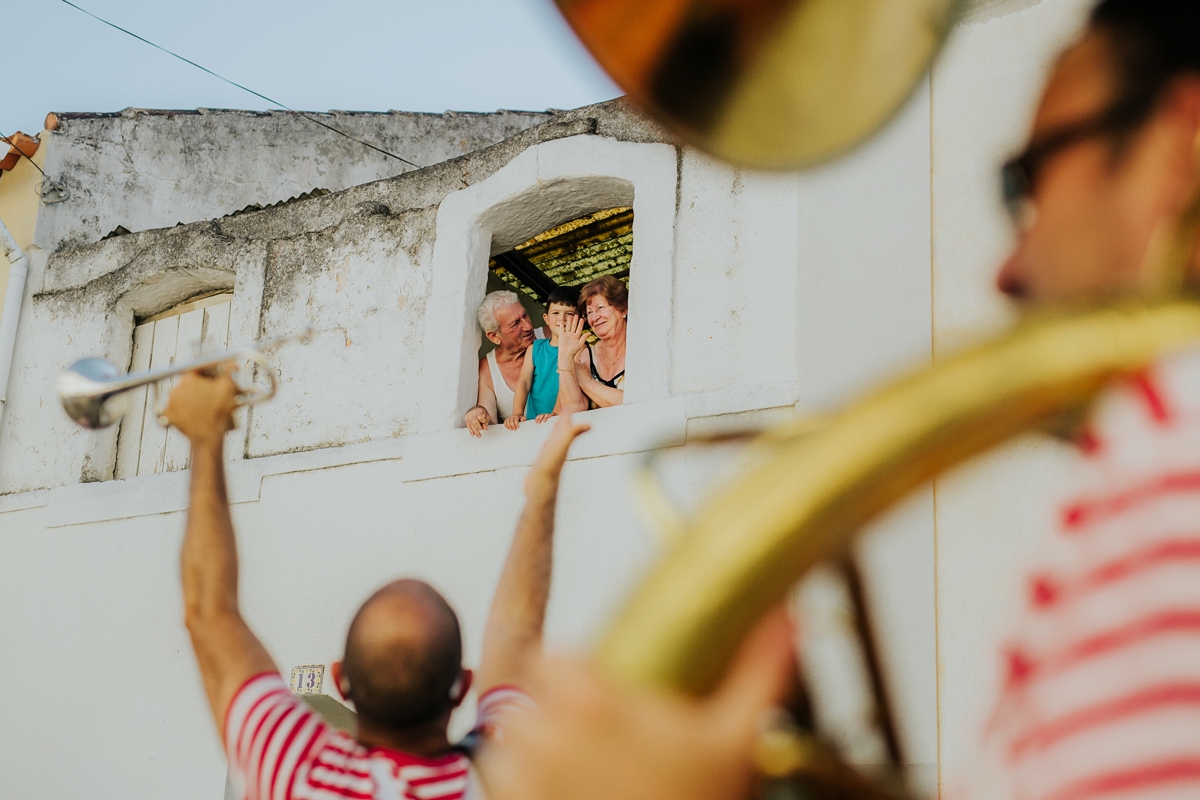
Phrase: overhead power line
[
  {"left": 0, "top": 133, "right": 46, "bottom": 177},
  {"left": 59, "top": 0, "right": 420, "bottom": 168}
]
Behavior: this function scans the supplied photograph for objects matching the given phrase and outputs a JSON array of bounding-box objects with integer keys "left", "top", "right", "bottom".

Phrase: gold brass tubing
[
  {"left": 632, "top": 461, "right": 689, "bottom": 546},
  {"left": 632, "top": 417, "right": 830, "bottom": 547},
  {"left": 598, "top": 300, "right": 1200, "bottom": 694}
]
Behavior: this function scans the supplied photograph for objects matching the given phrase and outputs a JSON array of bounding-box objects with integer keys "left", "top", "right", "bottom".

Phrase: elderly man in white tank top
[{"left": 465, "top": 291, "right": 539, "bottom": 437}]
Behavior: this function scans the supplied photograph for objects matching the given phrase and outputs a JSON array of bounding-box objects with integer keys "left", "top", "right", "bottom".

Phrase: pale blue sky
[{"left": 2, "top": 0, "right": 620, "bottom": 135}]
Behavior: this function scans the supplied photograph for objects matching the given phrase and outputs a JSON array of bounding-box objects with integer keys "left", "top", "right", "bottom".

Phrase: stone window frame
[{"left": 416, "top": 135, "right": 678, "bottom": 434}]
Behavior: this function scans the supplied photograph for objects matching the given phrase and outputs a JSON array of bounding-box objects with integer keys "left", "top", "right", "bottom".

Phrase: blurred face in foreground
[{"left": 996, "top": 30, "right": 1200, "bottom": 303}]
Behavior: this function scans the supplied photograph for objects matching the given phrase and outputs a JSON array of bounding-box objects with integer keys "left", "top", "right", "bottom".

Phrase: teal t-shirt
[{"left": 527, "top": 338, "right": 560, "bottom": 417}]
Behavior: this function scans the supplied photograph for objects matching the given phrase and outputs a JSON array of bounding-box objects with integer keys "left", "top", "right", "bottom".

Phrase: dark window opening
[{"left": 480, "top": 206, "right": 633, "bottom": 358}]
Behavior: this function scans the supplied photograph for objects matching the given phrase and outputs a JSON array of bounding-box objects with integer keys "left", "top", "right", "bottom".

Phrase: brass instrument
[
  {"left": 553, "top": 0, "right": 1200, "bottom": 796},
  {"left": 555, "top": 0, "right": 964, "bottom": 169},
  {"left": 58, "top": 327, "right": 314, "bottom": 429},
  {"left": 602, "top": 299, "right": 1200, "bottom": 745},
  {"left": 613, "top": 302, "right": 1200, "bottom": 797}
]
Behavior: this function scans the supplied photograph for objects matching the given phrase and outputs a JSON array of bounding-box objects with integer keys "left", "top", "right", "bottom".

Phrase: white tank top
[{"left": 486, "top": 349, "right": 516, "bottom": 421}]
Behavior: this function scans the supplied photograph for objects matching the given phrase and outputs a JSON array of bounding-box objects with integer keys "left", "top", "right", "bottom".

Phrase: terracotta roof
[{"left": 0, "top": 132, "right": 40, "bottom": 172}]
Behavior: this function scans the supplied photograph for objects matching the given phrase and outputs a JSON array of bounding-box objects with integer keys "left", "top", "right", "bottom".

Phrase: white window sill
[
  {"left": 399, "top": 397, "right": 688, "bottom": 483},
  {"left": 6, "top": 381, "right": 800, "bottom": 528}
]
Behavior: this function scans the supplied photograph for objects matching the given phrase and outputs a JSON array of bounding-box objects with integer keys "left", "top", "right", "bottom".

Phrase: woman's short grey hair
[{"left": 477, "top": 290, "right": 521, "bottom": 335}]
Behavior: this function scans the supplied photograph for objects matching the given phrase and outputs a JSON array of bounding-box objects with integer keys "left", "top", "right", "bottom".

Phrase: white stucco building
[{"left": 0, "top": 1, "right": 1098, "bottom": 797}]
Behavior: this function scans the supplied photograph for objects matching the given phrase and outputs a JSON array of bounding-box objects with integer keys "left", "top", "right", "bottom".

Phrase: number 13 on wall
[{"left": 289, "top": 664, "right": 325, "bottom": 695}]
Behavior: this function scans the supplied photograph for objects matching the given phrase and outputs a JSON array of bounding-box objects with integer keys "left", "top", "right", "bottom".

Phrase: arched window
[{"left": 417, "top": 135, "right": 677, "bottom": 433}]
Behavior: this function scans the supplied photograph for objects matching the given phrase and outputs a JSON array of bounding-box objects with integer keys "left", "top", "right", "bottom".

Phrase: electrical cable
[
  {"left": 0, "top": 133, "right": 47, "bottom": 177},
  {"left": 58, "top": 0, "right": 420, "bottom": 168}
]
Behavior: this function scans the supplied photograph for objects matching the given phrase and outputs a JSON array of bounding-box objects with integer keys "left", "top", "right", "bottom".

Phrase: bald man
[{"left": 163, "top": 368, "right": 589, "bottom": 800}]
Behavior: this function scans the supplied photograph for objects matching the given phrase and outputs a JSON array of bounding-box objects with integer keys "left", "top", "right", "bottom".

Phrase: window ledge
[
  {"left": 18, "top": 380, "right": 800, "bottom": 528},
  {"left": 399, "top": 397, "right": 688, "bottom": 483},
  {"left": 44, "top": 436, "right": 406, "bottom": 528}
]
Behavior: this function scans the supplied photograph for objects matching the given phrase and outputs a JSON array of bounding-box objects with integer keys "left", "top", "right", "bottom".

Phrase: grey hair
[{"left": 477, "top": 290, "right": 522, "bottom": 334}]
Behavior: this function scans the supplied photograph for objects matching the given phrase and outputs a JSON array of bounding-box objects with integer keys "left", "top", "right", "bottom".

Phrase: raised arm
[
  {"left": 479, "top": 609, "right": 796, "bottom": 800},
  {"left": 553, "top": 317, "right": 589, "bottom": 414},
  {"left": 506, "top": 351, "right": 535, "bottom": 431},
  {"left": 477, "top": 414, "right": 590, "bottom": 695},
  {"left": 164, "top": 368, "right": 277, "bottom": 736}
]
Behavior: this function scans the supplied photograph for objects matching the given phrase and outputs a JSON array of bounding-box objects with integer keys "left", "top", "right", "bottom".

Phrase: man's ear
[
  {"left": 1161, "top": 75, "right": 1200, "bottom": 160},
  {"left": 450, "top": 668, "right": 474, "bottom": 708},
  {"left": 485, "top": 330, "right": 502, "bottom": 346},
  {"left": 331, "top": 660, "right": 352, "bottom": 701},
  {"left": 1173, "top": 75, "right": 1200, "bottom": 127}
]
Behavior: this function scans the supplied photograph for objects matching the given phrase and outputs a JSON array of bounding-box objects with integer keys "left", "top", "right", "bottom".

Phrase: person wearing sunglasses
[
  {"left": 975, "top": 4, "right": 1200, "bottom": 799},
  {"left": 996, "top": 1, "right": 1200, "bottom": 303},
  {"left": 476, "top": 3, "right": 1200, "bottom": 800}
]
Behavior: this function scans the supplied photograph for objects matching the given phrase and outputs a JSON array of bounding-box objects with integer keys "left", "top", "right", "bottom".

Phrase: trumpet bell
[
  {"left": 58, "top": 327, "right": 313, "bottom": 431},
  {"left": 58, "top": 358, "right": 132, "bottom": 430},
  {"left": 555, "top": 0, "right": 963, "bottom": 169}
]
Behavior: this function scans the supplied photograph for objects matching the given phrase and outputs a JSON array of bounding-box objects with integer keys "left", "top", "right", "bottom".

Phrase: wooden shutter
[{"left": 114, "top": 293, "right": 232, "bottom": 479}]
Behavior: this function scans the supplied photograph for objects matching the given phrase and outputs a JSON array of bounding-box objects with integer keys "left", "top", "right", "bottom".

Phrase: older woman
[{"left": 556, "top": 275, "right": 627, "bottom": 411}]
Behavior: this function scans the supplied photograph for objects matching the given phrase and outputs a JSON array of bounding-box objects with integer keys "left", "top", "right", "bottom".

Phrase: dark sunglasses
[{"left": 1001, "top": 97, "right": 1149, "bottom": 228}]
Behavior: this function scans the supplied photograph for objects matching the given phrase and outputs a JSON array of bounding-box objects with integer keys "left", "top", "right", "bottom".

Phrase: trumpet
[{"left": 58, "top": 327, "right": 315, "bottom": 430}]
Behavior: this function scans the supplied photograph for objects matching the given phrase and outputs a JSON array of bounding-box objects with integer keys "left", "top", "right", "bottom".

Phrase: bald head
[{"left": 342, "top": 579, "right": 463, "bottom": 730}]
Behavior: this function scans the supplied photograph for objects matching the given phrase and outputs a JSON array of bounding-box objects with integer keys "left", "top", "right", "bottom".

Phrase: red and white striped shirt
[
  {"left": 224, "top": 674, "right": 531, "bottom": 800},
  {"left": 977, "top": 347, "right": 1200, "bottom": 800}
]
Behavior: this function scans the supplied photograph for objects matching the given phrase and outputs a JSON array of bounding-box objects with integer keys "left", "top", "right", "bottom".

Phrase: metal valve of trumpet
[{"left": 58, "top": 326, "right": 315, "bottom": 430}]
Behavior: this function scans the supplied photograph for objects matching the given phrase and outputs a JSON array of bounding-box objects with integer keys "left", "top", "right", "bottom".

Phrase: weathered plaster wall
[
  {"left": 250, "top": 204, "right": 435, "bottom": 455},
  {"left": 672, "top": 151, "right": 800, "bottom": 395},
  {"left": 0, "top": 104, "right": 665, "bottom": 494},
  {"left": 35, "top": 108, "right": 553, "bottom": 254}
]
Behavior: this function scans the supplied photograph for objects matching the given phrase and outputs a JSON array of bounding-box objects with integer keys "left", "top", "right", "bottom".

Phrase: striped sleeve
[
  {"left": 225, "top": 673, "right": 329, "bottom": 800},
  {"left": 975, "top": 352, "right": 1200, "bottom": 800},
  {"left": 472, "top": 685, "right": 535, "bottom": 742}
]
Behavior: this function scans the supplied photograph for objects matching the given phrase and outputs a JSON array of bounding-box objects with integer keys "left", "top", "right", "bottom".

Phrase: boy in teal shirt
[{"left": 506, "top": 287, "right": 581, "bottom": 429}]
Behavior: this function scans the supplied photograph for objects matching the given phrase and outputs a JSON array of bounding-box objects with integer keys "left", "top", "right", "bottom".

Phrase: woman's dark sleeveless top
[{"left": 588, "top": 343, "right": 625, "bottom": 389}]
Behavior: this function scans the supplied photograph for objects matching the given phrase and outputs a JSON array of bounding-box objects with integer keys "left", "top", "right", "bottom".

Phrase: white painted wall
[{"left": 0, "top": 2, "right": 1108, "bottom": 797}]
